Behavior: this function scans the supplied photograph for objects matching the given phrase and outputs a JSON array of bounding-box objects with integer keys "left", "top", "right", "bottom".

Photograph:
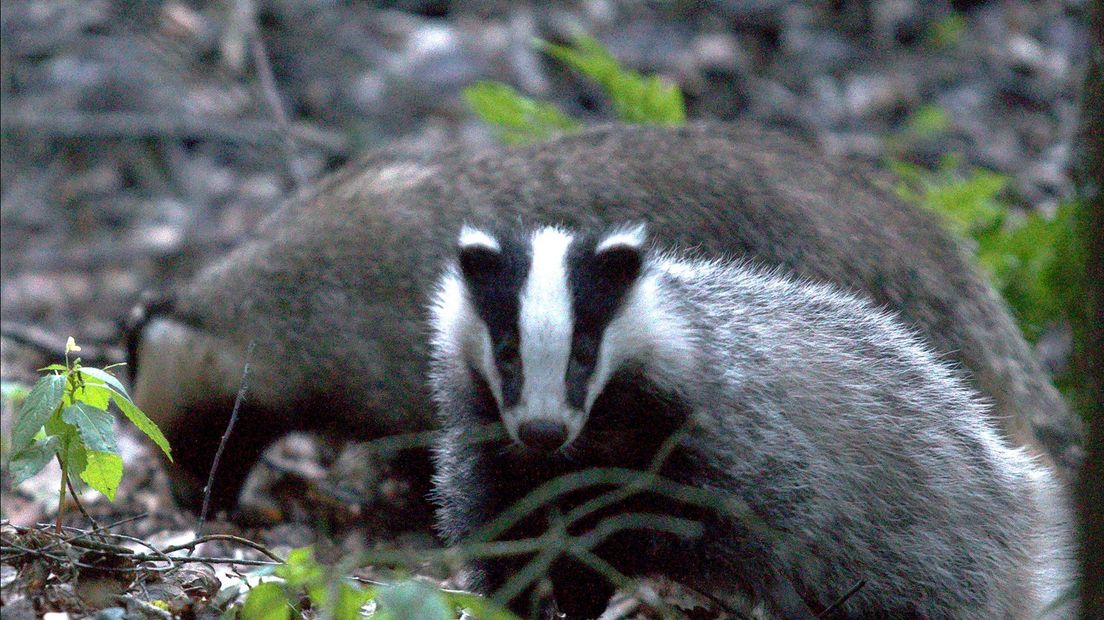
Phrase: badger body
[
  {"left": 428, "top": 224, "right": 1075, "bottom": 619},
  {"left": 128, "top": 122, "right": 1081, "bottom": 513}
]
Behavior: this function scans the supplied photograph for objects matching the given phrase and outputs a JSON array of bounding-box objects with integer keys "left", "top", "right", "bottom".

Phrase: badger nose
[{"left": 517, "top": 419, "right": 569, "bottom": 452}]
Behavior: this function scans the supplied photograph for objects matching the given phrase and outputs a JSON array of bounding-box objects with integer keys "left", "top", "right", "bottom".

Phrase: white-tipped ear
[
  {"left": 458, "top": 225, "right": 501, "bottom": 253},
  {"left": 596, "top": 223, "right": 648, "bottom": 253}
]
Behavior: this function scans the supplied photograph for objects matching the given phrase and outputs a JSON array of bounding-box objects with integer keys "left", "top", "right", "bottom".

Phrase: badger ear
[
  {"left": 457, "top": 226, "right": 502, "bottom": 282},
  {"left": 594, "top": 224, "right": 646, "bottom": 285}
]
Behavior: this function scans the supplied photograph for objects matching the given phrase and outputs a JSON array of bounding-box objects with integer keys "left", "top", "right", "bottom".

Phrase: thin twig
[
  {"left": 817, "top": 579, "right": 867, "bottom": 618},
  {"left": 132, "top": 553, "right": 281, "bottom": 567},
  {"left": 198, "top": 339, "right": 257, "bottom": 530},
  {"left": 247, "top": 21, "right": 307, "bottom": 189},
  {"left": 65, "top": 475, "right": 100, "bottom": 531},
  {"left": 0, "top": 546, "right": 281, "bottom": 569},
  {"left": 0, "top": 107, "right": 346, "bottom": 153},
  {"left": 5, "top": 515, "right": 147, "bottom": 557},
  {"left": 160, "top": 534, "right": 285, "bottom": 562},
  {"left": 92, "top": 531, "right": 175, "bottom": 571},
  {"left": 348, "top": 575, "right": 471, "bottom": 596}
]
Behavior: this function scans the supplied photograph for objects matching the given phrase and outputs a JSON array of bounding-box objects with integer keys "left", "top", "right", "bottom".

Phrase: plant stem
[{"left": 56, "top": 454, "right": 69, "bottom": 534}]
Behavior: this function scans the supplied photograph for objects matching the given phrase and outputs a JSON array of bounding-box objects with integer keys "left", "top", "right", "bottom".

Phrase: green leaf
[
  {"left": 334, "top": 582, "right": 374, "bottom": 620},
  {"left": 81, "top": 451, "right": 123, "bottom": 502},
  {"left": 375, "top": 581, "right": 452, "bottom": 620},
  {"left": 8, "top": 435, "right": 60, "bottom": 485},
  {"left": 905, "top": 104, "right": 949, "bottom": 139},
  {"left": 77, "top": 367, "right": 131, "bottom": 399},
  {"left": 241, "top": 582, "right": 292, "bottom": 620},
  {"left": 111, "top": 393, "right": 172, "bottom": 461},
  {"left": 74, "top": 382, "right": 113, "bottom": 410},
  {"left": 927, "top": 12, "right": 967, "bottom": 49},
  {"left": 464, "top": 81, "right": 581, "bottom": 145},
  {"left": 276, "top": 547, "right": 324, "bottom": 589},
  {"left": 45, "top": 409, "right": 74, "bottom": 438},
  {"left": 12, "top": 374, "right": 66, "bottom": 453},
  {"left": 540, "top": 35, "right": 685, "bottom": 125},
  {"left": 62, "top": 402, "right": 118, "bottom": 454},
  {"left": 37, "top": 364, "right": 68, "bottom": 372},
  {"left": 444, "top": 592, "right": 522, "bottom": 620}
]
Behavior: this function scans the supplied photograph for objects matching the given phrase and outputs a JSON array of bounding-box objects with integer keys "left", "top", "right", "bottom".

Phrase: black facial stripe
[
  {"left": 460, "top": 231, "right": 531, "bottom": 409},
  {"left": 565, "top": 233, "right": 643, "bottom": 409}
]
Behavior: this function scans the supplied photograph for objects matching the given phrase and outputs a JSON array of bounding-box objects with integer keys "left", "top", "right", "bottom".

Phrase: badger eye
[
  {"left": 494, "top": 337, "right": 518, "bottom": 358},
  {"left": 494, "top": 337, "right": 520, "bottom": 372},
  {"left": 571, "top": 335, "right": 598, "bottom": 368}
]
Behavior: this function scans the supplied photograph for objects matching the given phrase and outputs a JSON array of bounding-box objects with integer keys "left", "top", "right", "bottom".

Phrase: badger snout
[
  {"left": 516, "top": 419, "right": 569, "bottom": 452},
  {"left": 505, "top": 400, "right": 583, "bottom": 453}
]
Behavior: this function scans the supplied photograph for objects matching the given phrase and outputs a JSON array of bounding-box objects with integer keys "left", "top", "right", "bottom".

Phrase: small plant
[
  {"left": 233, "top": 547, "right": 519, "bottom": 620},
  {"left": 540, "top": 35, "right": 685, "bottom": 126},
  {"left": 7, "top": 337, "right": 172, "bottom": 528},
  {"left": 465, "top": 34, "right": 684, "bottom": 144},
  {"left": 464, "top": 82, "right": 581, "bottom": 145},
  {"left": 926, "top": 12, "right": 967, "bottom": 49}
]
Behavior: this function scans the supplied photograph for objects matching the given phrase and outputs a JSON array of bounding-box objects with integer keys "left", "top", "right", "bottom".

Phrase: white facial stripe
[
  {"left": 431, "top": 271, "right": 504, "bottom": 407},
  {"left": 515, "top": 227, "right": 576, "bottom": 428},
  {"left": 595, "top": 223, "right": 647, "bottom": 253},
  {"left": 458, "top": 225, "right": 501, "bottom": 252},
  {"left": 585, "top": 272, "right": 694, "bottom": 410}
]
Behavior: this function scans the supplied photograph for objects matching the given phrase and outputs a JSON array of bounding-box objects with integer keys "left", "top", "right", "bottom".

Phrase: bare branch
[{"left": 198, "top": 339, "right": 257, "bottom": 530}]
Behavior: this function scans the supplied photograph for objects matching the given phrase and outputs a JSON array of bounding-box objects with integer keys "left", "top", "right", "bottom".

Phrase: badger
[
  {"left": 428, "top": 223, "right": 1076, "bottom": 619},
  {"left": 126, "top": 122, "right": 1081, "bottom": 514}
]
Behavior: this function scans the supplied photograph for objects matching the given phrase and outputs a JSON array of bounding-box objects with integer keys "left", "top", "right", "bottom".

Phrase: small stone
[
  {"left": 692, "top": 32, "right": 747, "bottom": 75},
  {"left": 844, "top": 74, "right": 898, "bottom": 118},
  {"left": 94, "top": 607, "right": 126, "bottom": 620}
]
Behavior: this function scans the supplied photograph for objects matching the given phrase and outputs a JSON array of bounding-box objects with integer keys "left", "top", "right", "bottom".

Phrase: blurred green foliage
[
  {"left": 927, "top": 12, "right": 968, "bottom": 48},
  {"left": 232, "top": 547, "right": 520, "bottom": 620},
  {"left": 464, "top": 82, "right": 581, "bottom": 145},
  {"left": 891, "top": 153, "right": 1089, "bottom": 409},
  {"left": 890, "top": 155, "right": 1086, "bottom": 345},
  {"left": 464, "top": 34, "right": 684, "bottom": 144},
  {"left": 903, "top": 103, "right": 951, "bottom": 140},
  {"left": 539, "top": 35, "right": 685, "bottom": 125}
]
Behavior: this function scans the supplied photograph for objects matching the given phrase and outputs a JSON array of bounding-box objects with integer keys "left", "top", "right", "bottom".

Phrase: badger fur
[
  {"left": 428, "top": 223, "right": 1076, "bottom": 619},
  {"left": 126, "top": 122, "right": 1081, "bottom": 514}
]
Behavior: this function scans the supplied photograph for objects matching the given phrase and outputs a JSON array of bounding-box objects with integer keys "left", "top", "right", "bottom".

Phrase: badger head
[{"left": 431, "top": 223, "right": 694, "bottom": 454}]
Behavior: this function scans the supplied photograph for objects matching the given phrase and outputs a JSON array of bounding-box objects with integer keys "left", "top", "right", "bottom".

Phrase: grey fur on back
[
  {"left": 129, "top": 122, "right": 1081, "bottom": 511},
  {"left": 429, "top": 244, "right": 1077, "bottom": 618},
  {"left": 649, "top": 257, "right": 1075, "bottom": 617}
]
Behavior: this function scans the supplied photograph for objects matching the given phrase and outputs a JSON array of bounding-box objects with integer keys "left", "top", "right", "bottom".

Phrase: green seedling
[{"left": 8, "top": 337, "right": 172, "bottom": 530}]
